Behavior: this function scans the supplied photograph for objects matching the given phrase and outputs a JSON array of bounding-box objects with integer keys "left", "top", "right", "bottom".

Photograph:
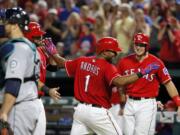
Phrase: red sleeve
[
  {"left": 157, "top": 60, "right": 171, "bottom": 84},
  {"left": 65, "top": 59, "right": 79, "bottom": 77},
  {"left": 116, "top": 59, "right": 124, "bottom": 75},
  {"left": 105, "top": 63, "right": 120, "bottom": 86}
]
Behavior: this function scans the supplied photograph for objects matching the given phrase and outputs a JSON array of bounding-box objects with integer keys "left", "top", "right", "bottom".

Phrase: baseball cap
[{"left": 48, "top": 8, "right": 57, "bottom": 15}]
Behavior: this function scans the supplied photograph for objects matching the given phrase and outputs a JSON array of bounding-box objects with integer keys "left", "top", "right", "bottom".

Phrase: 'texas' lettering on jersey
[
  {"left": 80, "top": 61, "right": 100, "bottom": 75},
  {"left": 124, "top": 68, "right": 155, "bottom": 81}
]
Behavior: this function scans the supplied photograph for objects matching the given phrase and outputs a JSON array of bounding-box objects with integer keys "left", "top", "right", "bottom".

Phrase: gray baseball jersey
[{"left": 1, "top": 38, "right": 46, "bottom": 135}]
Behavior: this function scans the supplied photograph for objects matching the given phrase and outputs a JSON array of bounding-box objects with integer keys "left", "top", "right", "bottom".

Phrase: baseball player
[
  {"left": 117, "top": 33, "right": 180, "bottom": 135},
  {"left": 109, "top": 87, "right": 125, "bottom": 132},
  {"left": 0, "top": 7, "right": 45, "bottom": 135},
  {"left": 24, "top": 21, "right": 61, "bottom": 100},
  {"left": 43, "top": 36, "right": 160, "bottom": 135}
]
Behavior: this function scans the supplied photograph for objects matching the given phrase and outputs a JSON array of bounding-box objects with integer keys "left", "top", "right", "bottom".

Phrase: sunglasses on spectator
[{"left": 135, "top": 43, "right": 146, "bottom": 47}]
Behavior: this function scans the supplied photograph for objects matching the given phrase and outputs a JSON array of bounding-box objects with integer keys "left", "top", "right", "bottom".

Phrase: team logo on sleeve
[
  {"left": 163, "top": 67, "right": 169, "bottom": 75},
  {"left": 10, "top": 59, "right": 18, "bottom": 69}
]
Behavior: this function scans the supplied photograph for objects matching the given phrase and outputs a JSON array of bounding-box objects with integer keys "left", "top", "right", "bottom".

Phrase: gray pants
[{"left": 8, "top": 99, "right": 46, "bottom": 135}]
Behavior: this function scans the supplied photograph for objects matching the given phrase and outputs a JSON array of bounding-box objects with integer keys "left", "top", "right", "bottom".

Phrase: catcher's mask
[{"left": 0, "top": 7, "right": 30, "bottom": 37}]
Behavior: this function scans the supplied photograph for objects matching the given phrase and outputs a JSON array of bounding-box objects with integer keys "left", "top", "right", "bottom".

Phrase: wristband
[
  {"left": 136, "top": 72, "right": 143, "bottom": 78},
  {"left": 172, "top": 95, "right": 180, "bottom": 106},
  {"left": 41, "top": 85, "right": 50, "bottom": 95},
  {"left": 120, "top": 102, "right": 126, "bottom": 109}
]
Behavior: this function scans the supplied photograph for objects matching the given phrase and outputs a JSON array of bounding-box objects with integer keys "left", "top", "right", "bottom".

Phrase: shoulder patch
[
  {"left": 10, "top": 59, "right": 18, "bottom": 69},
  {"left": 163, "top": 67, "right": 169, "bottom": 75}
]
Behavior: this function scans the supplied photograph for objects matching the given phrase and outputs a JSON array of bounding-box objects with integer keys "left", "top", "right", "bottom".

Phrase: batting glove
[
  {"left": 42, "top": 38, "right": 58, "bottom": 55},
  {"left": 137, "top": 62, "right": 160, "bottom": 78},
  {"left": 141, "top": 62, "right": 160, "bottom": 75}
]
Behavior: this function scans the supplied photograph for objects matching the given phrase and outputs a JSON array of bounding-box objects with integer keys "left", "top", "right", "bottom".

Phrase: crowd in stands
[{"left": 1, "top": 0, "right": 180, "bottom": 68}]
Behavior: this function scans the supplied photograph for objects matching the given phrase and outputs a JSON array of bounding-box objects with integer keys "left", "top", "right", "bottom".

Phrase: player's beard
[
  {"left": 34, "top": 39, "right": 43, "bottom": 47},
  {"left": 105, "top": 57, "right": 113, "bottom": 63}
]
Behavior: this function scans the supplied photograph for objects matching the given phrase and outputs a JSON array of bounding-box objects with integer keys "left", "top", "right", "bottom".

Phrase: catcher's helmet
[
  {"left": 5, "top": 7, "right": 30, "bottom": 31},
  {"left": 134, "top": 33, "right": 149, "bottom": 50},
  {"left": 96, "top": 37, "right": 122, "bottom": 54},
  {"left": 25, "top": 22, "right": 46, "bottom": 41}
]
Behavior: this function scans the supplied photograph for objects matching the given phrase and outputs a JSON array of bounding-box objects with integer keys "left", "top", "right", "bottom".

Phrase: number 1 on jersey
[{"left": 85, "top": 75, "right": 90, "bottom": 92}]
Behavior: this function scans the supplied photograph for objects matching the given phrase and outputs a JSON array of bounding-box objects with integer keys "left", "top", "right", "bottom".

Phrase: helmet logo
[
  {"left": 137, "top": 35, "right": 142, "bottom": 41},
  {"left": 16, "top": 14, "right": 20, "bottom": 18}
]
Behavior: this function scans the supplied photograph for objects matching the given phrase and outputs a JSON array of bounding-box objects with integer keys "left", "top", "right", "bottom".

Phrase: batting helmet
[
  {"left": 5, "top": 7, "right": 30, "bottom": 31},
  {"left": 25, "top": 22, "right": 46, "bottom": 41},
  {"left": 134, "top": 33, "right": 149, "bottom": 50},
  {"left": 96, "top": 37, "right": 122, "bottom": 54}
]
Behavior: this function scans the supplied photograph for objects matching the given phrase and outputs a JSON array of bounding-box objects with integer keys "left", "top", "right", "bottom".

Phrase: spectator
[
  {"left": 80, "top": 5, "right": 96, "bottom": 24},
  {"left": 102, "top": 0, "right": 114, "bottom": 35},
  {"left": 88, "top": 0, "right": 104, "bottom": 18},
  {"left": 59, "top": 0, "right": 80, "bottom": 22},
  {"left": 158, "top": 10, "right": 180, "bottom": 69},
  {"left": 149, "top": 5, "right": 161, "bottom": 56},
  {"left": 36, "top": 0, "right": 48, "bottom": 25},
  {"left": 29, "top": 13, "right": 39, "bottom": 22},
  {"left": 175, "top": 0, "right": 180, "bottom": 20},
  {"left": 94, "top": 14, "right": 108, "bottom": 40},
  {"left": 43, "top": 8, "right": 64, "bottom": 45},
  {"left": 24, "top": 0, "right": 34, "bottom": 14},
  {"left": 112, "top": 3, "right": 135, "bottom": 55},
  {"left": 134, "top": 8, "right": 151, "bottom": 36},
  {"left": 61, "top": 12, "right": 82, "bottom": 57},
  {"left": 71, "top": 22, "right": 96, "bottom": 57}
]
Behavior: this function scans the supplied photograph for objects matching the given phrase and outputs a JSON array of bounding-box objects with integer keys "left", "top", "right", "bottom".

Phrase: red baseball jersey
[
  {"left": 37, "top": 47, "right": 49, "bottom": 83},
  {"left": 117, "top": 54, "right": 171, "bottom": 97},
  {"left": 110, "top": 87, "right": 121, "bottom": 105},
  {"left": 65, "top": 56, "right": 120, "bottom": 109}
]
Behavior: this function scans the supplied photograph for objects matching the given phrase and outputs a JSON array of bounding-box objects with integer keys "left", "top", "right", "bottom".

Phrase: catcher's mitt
[{"left": 0, "top": 120, "right": 13, "bottom": 135}]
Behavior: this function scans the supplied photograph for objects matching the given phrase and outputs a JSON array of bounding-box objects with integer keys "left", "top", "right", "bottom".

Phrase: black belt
[
  {"left": 79, "top": 101, "right": 102, "bottom": 108},
  {"left": 14, "top": 98, "right": 38, "bottom": 105},
  {"left": 129, "top": 96, "right": 154, "bottom": 100}
]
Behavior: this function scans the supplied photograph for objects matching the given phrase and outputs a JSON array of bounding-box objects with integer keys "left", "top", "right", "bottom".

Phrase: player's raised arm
[{"left": 42, "top": 38, "right": 66, "bottom": 68}]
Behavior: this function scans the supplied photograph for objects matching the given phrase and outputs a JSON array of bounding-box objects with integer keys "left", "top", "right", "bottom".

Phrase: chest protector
[{"left": 0, "top": 38, "right": 39, "bottom": 89}]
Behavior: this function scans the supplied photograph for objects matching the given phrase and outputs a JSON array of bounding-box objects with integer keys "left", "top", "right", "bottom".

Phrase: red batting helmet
[
  {"left": 25, "top": 22, "right": 46, "bottom": 41},
  {"left": 96, "top": 37, "right": 122, "bottom": 54},
  {"left": 134, "top": 33, "right": 149, "bottom": 50}
]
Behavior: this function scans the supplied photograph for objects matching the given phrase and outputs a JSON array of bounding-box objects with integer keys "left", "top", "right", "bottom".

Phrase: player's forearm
[
  {"left": 119, "top": 88, "right": 126, "bottom": 109},
  {"left": 165, "top": 81, "right": 180, "bottom": 106},
  {"left": 51, "top": 54, "right": 66, "bottom": 68},
  {"left": 0, "top": 93, "right": 16, "bottom": 114},
  {"left": 38, "top": 81, "right": 45, "bottom": 90},
  {"left": 38, "top": 81, "right": 50, "bottom": 95},
  {"left": 165, "top": 81, "right": 179, "bottom": 97},
  {"left": 113, "top": 73, "right": 139, "bottom": 87}
]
